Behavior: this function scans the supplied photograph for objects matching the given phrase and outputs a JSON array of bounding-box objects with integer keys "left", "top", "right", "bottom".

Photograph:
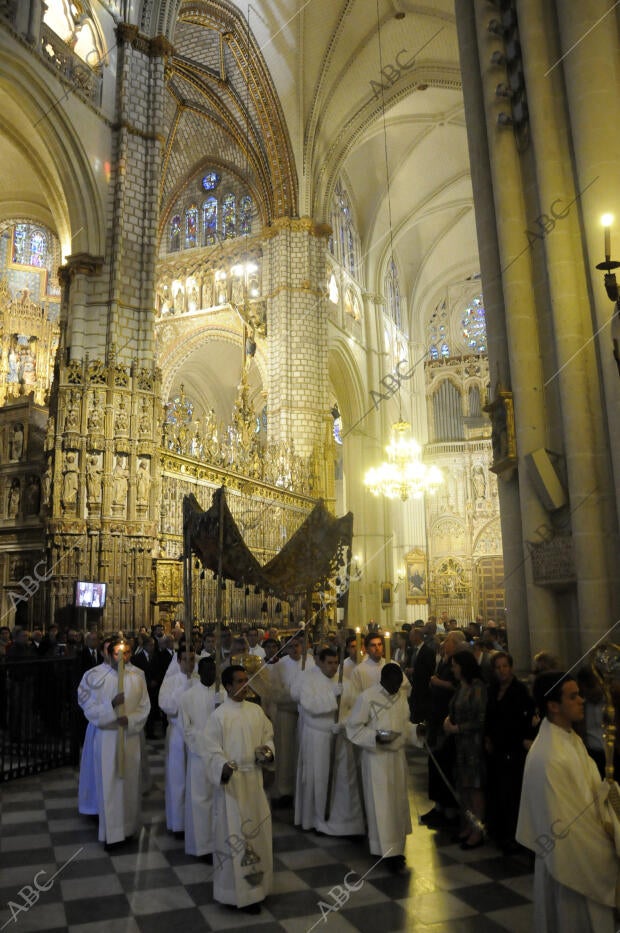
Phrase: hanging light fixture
[
  {"left": 362, "top": 6, "right": 442, "bottom": 504},
  {"left": 364, "top": 421, "right": 442, "bottom": 501}
]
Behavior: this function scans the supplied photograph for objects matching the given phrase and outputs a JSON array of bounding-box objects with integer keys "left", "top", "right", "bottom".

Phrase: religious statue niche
[
  {"left": 24, "top": 474, "right": 41, "bottom": 516},
  {"left": 62, "top": 451, "right": 79, "bottom": 511},
  {"left": 86, "top": 452, "right": 102, "bottom": 505},
  {"left": 10, "top": 422, "right": 24, "bottom": 461},
  {"left": 136, "top": 458, "right": 151, "bottom": 507},
  {"left": 111, "top": 454, "right": 129, "bottom": 512},
  {"left": 484, "top": 384, "right": 517, "bottom": 476},
  {"left": 7, "top": 478, "right": 20, "bottom": 518},
  {"left": 87, "top": 392, "right": 104, "bottom": 438}
]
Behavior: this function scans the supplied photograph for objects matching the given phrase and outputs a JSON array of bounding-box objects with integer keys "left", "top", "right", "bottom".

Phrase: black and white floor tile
[{"left": 0, "top": 743, "right": 533, "bottom": 932}]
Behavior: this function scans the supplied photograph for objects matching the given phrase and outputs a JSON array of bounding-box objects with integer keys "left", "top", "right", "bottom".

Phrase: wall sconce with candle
[{"left": 595, "top": 213, "right": 620, "bottom": 375}]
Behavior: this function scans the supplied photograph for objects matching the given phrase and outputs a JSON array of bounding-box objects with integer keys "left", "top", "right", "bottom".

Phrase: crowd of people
[{"left": 2, "top": 615, "right": 619, "bottom": 928}]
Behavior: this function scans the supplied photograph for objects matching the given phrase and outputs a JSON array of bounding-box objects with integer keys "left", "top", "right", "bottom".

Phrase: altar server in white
[
  {"left": 203, "top": 665, "right": 275, "bottom": 913},
  {"left": 269, "top": 635, "right": 314, "bottom": 801},
  {"left": 295, "top": 647, "right": 364, "bottom": 836},
  {"left": 77, "top": 636, "right": 112, "bottom": 816},
  {"left": 159, "top": 648, "right": 197, "bottom": 833},
  {"left": 517, "top": 672, "right": 619, "bottom": 933},
  {"left": 178, "top": 656, "right": 222, "bottom": 856},
  {"left": 79, "top": 636, "right": 150, "bottom": 845},
  {"left": 351, "top": 633, "right": 411, "bottom": 698},
  {"left": 346, "top": 663, "right": 416, "bottom": 871}
]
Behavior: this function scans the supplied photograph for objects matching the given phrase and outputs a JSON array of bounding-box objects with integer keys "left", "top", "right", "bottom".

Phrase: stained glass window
[
  {"left": 385, "top": 258, "right": 402, "bottom": 330},
  {"left": 240, "top": 196, "right": 253, "bottom": 235},
  {"left": 203, "top": 198, "right": 218, "bottom": 245},
  {"left": 332, "top": 180, "right": 360, "bottom": 279},
  {"left": 170, "top": 215, "right": 181, "bottom": 252},
  {"left": 222, "top": 194, "right": 236, "bottom": 239},
  {"left": 202, "top": 172, "right": 220, "bottom": 191},
  {"left": 427, "top": 299, "right": 450, "bottom": 360},
  {"left": 185, "top": 205, "right": 198, "bottom": 248},
  {"left": 12, "top": 226, "right": 27, "bottom": 264},
  {"left": 30, "top": 230, "right": 46, "bottom": 267},
  {"left": 461, "top": 296, "right": 487, "bottom": 353}
]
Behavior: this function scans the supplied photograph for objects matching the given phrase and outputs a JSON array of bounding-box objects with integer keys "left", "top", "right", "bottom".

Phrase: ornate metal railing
[
  {"left": 40, "top": 23, "right": 102, "bottom": 106},
  {"left": 0, "top": 656, "right": 82, "bottom": 781}
]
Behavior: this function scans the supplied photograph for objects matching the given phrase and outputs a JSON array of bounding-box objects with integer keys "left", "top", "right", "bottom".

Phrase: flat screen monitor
[{"left": 75, "top": 581, "right": 107, "bottom": 609}]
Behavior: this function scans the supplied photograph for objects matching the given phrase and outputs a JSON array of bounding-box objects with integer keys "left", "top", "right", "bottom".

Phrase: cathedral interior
[{"left": 0, "top": 0, "right": 619, "bottom": 672}]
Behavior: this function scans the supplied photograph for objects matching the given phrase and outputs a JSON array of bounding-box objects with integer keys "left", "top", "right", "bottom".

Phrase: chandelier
[{"left": 364, "top": 421, "right": 443, "bottom": 501}]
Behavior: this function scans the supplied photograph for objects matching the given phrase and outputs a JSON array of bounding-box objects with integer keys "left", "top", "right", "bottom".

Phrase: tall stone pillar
[
  {"left": 45, "top": 24, "right": 172, "bottom": 629},
  {"left": 263, "top": 218, "right": 333, "bottom": 500}
]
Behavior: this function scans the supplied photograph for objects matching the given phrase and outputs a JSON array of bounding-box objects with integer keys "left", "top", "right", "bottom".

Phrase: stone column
[{"left": 263, "top": 217, "right": 332, "bottom": 496}]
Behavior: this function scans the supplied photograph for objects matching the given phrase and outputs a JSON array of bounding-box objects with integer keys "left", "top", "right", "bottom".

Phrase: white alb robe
[
  {"left": 159, "top": 670, "right": 197, "bottom": 831},
  {"left": 79, "top": 664, "right": 150, "bottom": 844},
  {"left": 346, "top": 683, "right": 415, "bottom": 856},
  {"left": 178, "top": 681, "right": 223, "bottom": 855},
  {"left": 203, "top": 697, "right": 275, "bottom": 907},
  {"left": 351, "top": 656, "right": 411, "bottom": 698},
  {"left": 516, "top": 717, "right": 619, "bottom": 933},
  {"left": 77, "top": 663, "right": 109, "bottom": 815},
  {"left": 270, "top": 654, "right": 315, "bottom": 798},
  {"left": 295, "top": 668, "right": 363, "bottom": 835}
]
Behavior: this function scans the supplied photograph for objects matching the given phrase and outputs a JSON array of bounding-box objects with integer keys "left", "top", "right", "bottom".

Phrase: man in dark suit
[
  {"left": 406, "top": 625, "right": 436, "bottom": 723},
  {"left": 80, "top": 632, "right": 102, "bottom": 673},
  {"left": 133, "top": 636, "right": 165, "bottom": 738}
]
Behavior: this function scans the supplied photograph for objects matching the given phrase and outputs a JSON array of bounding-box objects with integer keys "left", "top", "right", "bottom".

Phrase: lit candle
[
  {"left": 117, "top": 635, "right": 126, "bottom": 778},
  {"left": 355, "top": 627, "right": 361, "bottom": 664},
  {"left": 384, "top": 631, "right": 391, "bottom": 662},
  {"left": 602, "top": 213, "right": 613, "bottom": 260}
]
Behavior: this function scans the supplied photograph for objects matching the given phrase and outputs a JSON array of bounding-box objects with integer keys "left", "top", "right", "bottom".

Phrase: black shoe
[
  {"left": 385, "top": 855, "right": 408, "bottom": 874},
  {"left": 239, "top": 902, "right": 262, "bottom": 914},
  {"left": 420, "top": 808, "right": 444, "bottom": 827}
]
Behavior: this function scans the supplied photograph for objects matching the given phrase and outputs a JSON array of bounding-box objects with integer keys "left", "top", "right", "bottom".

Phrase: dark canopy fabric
[{"left": 183, "top": 487, "right": 353, "bottom": 599}]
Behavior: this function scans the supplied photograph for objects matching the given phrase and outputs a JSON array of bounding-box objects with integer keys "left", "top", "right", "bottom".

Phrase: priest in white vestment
[
  {"left": 351, "top": 633, "right": 411, "bottom": 698},
  {"left": 179, "top": 656, "right": 223, "bottom": 856},
  {"left": 203, "top": 665, "right": 275, "bottom": 913},
  {"left": 159, "top": 648, "right": 197, "bottom": 832},
  {"left": 79, "top": 637, "right": 150, "bottom": 845},
  {"left": 77, "top": 637, "right": 113, "bottom": 815},
  {"left": 295, "top": 648, "right": 364, "bottom": 836},
  {"left": 517, "top": 672, "right": 619, "bottom": 933},
  {"left": 269, "top": 636, "right": 314, "bottom": 801},
  {"left": 346, "top": 663, "right": 416, "bottom": 870}
]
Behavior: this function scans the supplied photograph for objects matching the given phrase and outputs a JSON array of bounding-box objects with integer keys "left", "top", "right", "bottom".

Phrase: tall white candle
[{"left": 384, "top": 631, "right": 391, "bottom": 662}]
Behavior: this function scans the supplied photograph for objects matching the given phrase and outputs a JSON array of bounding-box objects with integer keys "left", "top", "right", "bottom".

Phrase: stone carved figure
[
  {"left": 88, "top": 403, "right": 103, "bottom": 432},
  {"left": 8, "top": 478, "right": 20, "bottom": 518},
  {"left": 136, "top": 459, "right": 151, "bottom": 504},
  {"left": 115, "top": 398, "right": 129, "bottom": 434},
  {"left": 62, "top": 452, "right": 79, "bottom": 507},
  {"left": 472, "top": 464, "right": 487, "bottom": 501},
  {"left": 11, "top": 423, "right": 23, "bottom": 461},
  {"left": 112, "top": 456, "right": 128, "bottom": 506},
  {"left": 65, "top": 405, "right": 79, "bottom": 432},
  {"left": 41, "top": 456, "right": 52, "bottom": 506},
  {"left": 86, "top": 454, "right": 102, "bottom": 503}
]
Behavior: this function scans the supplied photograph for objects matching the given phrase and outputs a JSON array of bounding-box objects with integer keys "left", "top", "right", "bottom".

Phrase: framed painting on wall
[
  {"left": 381, "top": 582, "right": 392, "bottom": 608},
  {"left": 406, "top": 548, "right": 428, "bottom": 604}
]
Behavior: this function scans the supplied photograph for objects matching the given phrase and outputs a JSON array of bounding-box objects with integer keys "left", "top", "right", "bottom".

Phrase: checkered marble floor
[{"left": 0, "top": 742, "right": 534, "bottom": 932}]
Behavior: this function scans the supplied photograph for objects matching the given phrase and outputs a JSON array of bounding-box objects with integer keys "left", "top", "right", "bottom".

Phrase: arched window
[
  {"left": 203, "top": 198, "right": 218, "bottom": 245},
  {"left": 185, "top": 205, "right": 198, "bottom": 248},
  {"left": 461, "top": 296, "right": 487, "bottom": 353},
  {"left": 427, "top": 298, "right": 450, "bottom": 360},
  {"left": 331, "top": 180, "right": 360, "bottom": 279},
  {"left": 222, "top": 194, "right": 236, "bottom": 238},
  {"left": 12, "top": 224, "right": 49, "bottom": 267},
  {"left": 385, "top": 259, "right": 402, "bottom": 330},
  {"left": 240, "top": 196, "right": 253, "bottom": 235},
  {"left": 170, "top": 215, "right": 181, "bottom": 252}
]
